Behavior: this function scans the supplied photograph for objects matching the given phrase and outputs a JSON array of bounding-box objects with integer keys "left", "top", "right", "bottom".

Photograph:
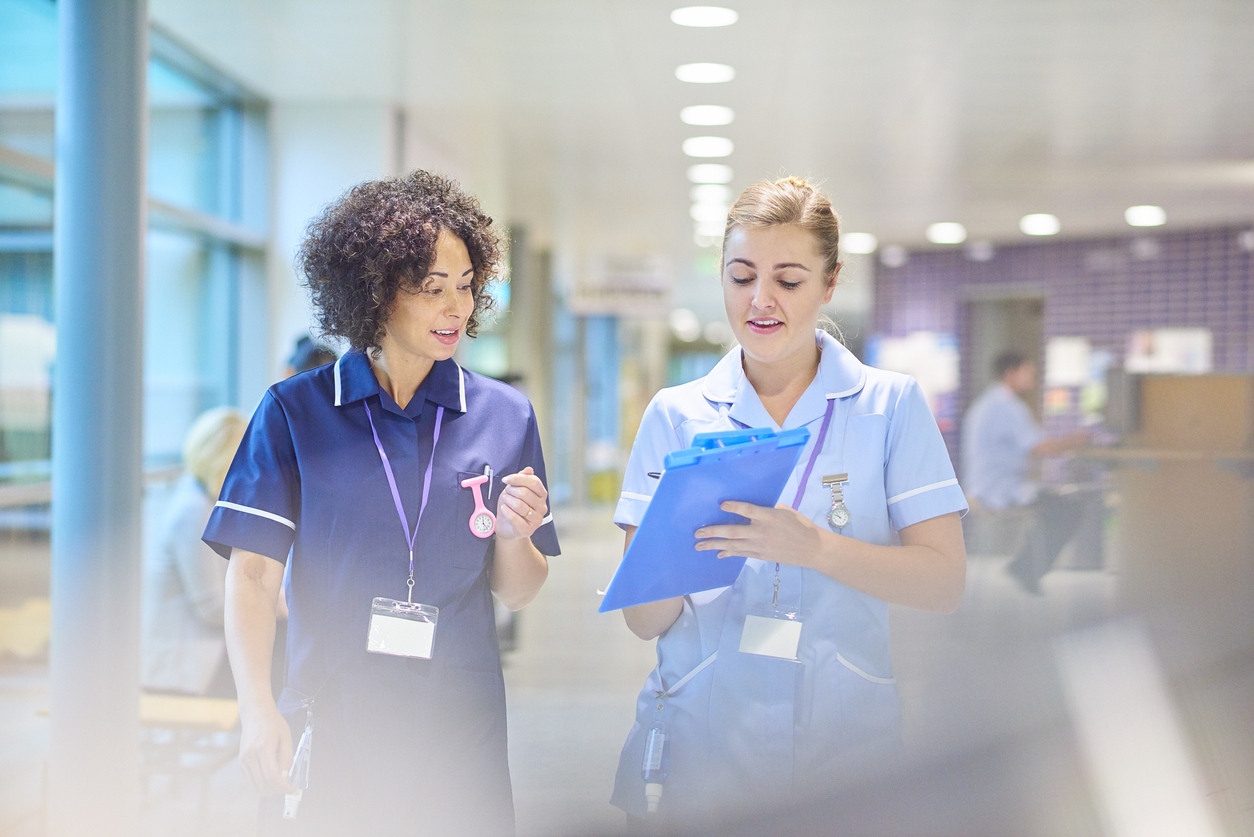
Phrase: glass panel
[
  {"left": 144, "top": 229, "right": 235, "bottom": 464},
  {"left": 0, "top": 179, "right": 53, "bottom": 227},
  {"left": 148, "top": 58, "right": 233, "bottom": 218},
  {"left": 0, "top": 246, "right": 53, "bottom": 473},
  {"left": 0, "top": 0, "right": 56, "bottom": 159}
]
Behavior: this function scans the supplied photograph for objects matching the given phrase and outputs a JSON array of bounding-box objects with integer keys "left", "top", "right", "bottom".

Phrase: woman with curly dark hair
[{"left": 204, "top": 171, "right": 559, "bottom": 836}]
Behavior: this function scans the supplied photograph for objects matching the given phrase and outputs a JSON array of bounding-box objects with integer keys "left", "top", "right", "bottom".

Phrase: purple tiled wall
[{"left": 871, "top": 226, "right": 1254, "bottom": 456}]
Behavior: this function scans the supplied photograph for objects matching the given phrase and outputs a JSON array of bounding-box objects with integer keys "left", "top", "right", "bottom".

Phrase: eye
[
  {"left": 730, "top": 274, "right": 754, "bottom": 285},
  {"left": 458, "top": 283, "right": 473, "bottom": 293},
  {"left": 778, "top": 279, "right": 802, "bottom": 290}
]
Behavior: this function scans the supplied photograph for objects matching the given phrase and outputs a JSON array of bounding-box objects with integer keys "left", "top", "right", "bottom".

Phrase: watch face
[
  {"left": 828, "top": 506, "right": 850, "bottom": 529},
  {"left": 473, "top": 512, "right": 495, "bottom": 535}
]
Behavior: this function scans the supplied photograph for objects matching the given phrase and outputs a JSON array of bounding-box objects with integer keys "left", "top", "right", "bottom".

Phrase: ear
[{"left": 822, "top": 264, "right": 840, "bottom": 304}]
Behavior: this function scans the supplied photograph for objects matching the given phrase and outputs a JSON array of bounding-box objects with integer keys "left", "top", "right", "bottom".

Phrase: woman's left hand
[
  {"left": 495, "top": 467, "right": 548, "bottom": 542},
  {"left": 694, "top": 501, "right": 826, "bottom": 567}
]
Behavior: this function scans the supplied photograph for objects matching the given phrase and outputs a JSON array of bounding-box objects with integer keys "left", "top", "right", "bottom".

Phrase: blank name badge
[
  {"left": 739, "top": 613, "right": 803, "bottom": 661},
  {"left": 367, "top": 597, "right": 439, "bottom": 659}
]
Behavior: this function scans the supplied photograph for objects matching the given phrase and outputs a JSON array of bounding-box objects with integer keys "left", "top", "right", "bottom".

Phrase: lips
[
  {"left": 746, "top": 318, "right": 784, "bottom": 334},
  {"left": 431, "top": 328, "right": 461, "bottom": 346}
]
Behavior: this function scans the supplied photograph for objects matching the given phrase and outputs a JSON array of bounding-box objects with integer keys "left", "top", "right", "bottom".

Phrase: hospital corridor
[{"left": 2, "top": 0, "right": 1253, "bottom": 835}]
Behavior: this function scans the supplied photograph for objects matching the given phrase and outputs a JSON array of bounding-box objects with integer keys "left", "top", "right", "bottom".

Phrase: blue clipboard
[{"left": 598, "top": 426, "right": 810, "bottom": 612}]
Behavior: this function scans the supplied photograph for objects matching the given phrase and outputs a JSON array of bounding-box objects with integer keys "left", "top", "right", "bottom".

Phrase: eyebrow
[
  {"left": 726, "top": 258, "right": 812, "bottom": 272},
  {"left": 426, "top": 268, "right": 475, "bottom": 278}
]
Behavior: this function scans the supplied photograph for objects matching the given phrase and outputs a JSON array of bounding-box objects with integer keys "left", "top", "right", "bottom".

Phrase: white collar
[{"left": 701, "top": 330, "right": 867, "bottom": 430}]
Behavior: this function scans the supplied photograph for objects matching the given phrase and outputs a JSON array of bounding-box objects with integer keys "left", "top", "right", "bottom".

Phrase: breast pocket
[{"left": 453, "top": 470, "right": 501, "bottom": 570}]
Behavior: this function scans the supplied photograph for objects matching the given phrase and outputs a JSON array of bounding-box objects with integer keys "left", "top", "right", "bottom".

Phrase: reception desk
[{"left": 1081, "top": 375, "right": 1254, "bottom": 665}]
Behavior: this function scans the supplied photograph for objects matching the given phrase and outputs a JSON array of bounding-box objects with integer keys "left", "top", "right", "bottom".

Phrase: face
[
  {"left": 721, "top": 224, "right": 836, "bottom": 367},
  {"left": 1005, "top": 362, "right": 1037, "bottom": 394},
  {"left": 382, "top": 228, "right": 476, "bottom": 362}
]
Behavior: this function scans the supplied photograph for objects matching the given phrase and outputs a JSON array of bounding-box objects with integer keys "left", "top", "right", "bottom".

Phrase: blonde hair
[
  {"left": 722, "top": 176, "right": 842, "bottom": 280},
  {"left": 183, "top": 407, "right": 247, "bottom": 499}
]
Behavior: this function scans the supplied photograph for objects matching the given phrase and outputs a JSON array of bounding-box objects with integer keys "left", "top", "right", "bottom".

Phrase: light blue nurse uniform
[{"left": 610, "top": 330, "right": 968, "bottom": 821}]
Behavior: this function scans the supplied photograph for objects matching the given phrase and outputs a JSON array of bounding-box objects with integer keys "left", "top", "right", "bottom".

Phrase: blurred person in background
[
  {"left": 141, "top": 407, "right": 247, "bottom": 698},
  {"left": 205, "top": 171, "right": 558, "bottom": 836},
  {"left": 962, "top": 351, "right": 1091, "bottom": 594},
  {"left": 283, "top": 335, "right": 337, "bottom": 379},
  {"left": 611, "top": 177, "right": 968, "bottom": 825}
]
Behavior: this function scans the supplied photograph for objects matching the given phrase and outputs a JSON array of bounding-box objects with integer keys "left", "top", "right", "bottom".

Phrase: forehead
[{"left": 723, "top": 224, "right": 824, "bottom": 266}]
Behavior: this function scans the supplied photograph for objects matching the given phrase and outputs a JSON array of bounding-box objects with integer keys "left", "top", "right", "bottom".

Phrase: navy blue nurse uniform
[{"left": 203, "top": 350, "right": 560, "bottom": 836}]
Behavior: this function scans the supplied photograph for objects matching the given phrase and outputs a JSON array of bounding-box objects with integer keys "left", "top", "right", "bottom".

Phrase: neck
[
  {"left": 370, "top": 341, "right": 435, "bottom": 410},
  {"left": 742, "top": 340, "right": 821, "bottom": 426}
]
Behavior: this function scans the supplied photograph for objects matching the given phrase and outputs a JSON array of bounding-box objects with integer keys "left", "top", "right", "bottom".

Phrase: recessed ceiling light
[
  {"left": 671, "top": 6, "right": 739, "bottom": 27},
  {"left": 690, "top": 202, "right": 729, "bottom": 223},
  {"left": 842, "top": 232, "right": 877, "bottom": 255},
  {"left": 683, "top": 136, "right": 733, "bottom": 157},
  {"left": 1125, "top": 205, "right": 1166, "bottom": 227},
  {"left": 690, "top": 184, "right": 732, "bottom": 203},
  {"left": 676, "top": 63, "right": 735, "bottom": 84},
  {"left": 681, "top": 105, "right": 734, "bottom": 126},
  {"left": 687, "top": 164, "right": 733, "bottom": 183},
  {"left": 926, "top": 222, "right": 967, "bottom": 244},
  {"left": 1020, "top": 213, "right": 1061, "bottom": 236},
  {"left": 880, "top": 245, "right": 909, "bottom": 268}
]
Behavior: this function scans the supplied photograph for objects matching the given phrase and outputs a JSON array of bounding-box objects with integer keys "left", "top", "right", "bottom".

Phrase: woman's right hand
[{"left": 238, "top": 702, "right": 296, "bottom": 796}]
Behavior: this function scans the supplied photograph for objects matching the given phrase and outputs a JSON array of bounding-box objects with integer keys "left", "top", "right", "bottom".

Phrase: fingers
[
  {"left": 718, "top": 500, "right": 767, "bottom": 519},
  {"left": 240, "top": 714, "right": 296, "bottom": 796}
]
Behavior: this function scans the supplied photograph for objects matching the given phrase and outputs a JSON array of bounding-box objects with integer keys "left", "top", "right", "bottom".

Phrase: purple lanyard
[
  {"left": 731, "top": 397, "right": 836, "bottom": 604},
  {"left": 364, "top": 401, "right": 444, "bottom": 602},
  {"left": 729, "top": 396, "right": 836, "bottom": 512}
]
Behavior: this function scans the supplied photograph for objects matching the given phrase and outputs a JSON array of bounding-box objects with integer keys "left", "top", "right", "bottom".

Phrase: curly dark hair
[{"left": 297, "top": 170, "right": 502, "bottom": 353}]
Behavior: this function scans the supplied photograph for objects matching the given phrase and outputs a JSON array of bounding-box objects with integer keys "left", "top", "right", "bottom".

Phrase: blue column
[{"left": 49, "top": 1, "right": 147, "bottom": 834}]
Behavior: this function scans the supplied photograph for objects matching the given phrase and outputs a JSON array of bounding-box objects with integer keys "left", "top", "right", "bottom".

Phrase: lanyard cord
[{"left": 363, "top": 401, "right": 444, "bottom": 602}]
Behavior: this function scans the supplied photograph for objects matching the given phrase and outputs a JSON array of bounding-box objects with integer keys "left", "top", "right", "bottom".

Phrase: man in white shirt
[{"left": 962, "top": 352, "right": 1090, "bottom": 594}]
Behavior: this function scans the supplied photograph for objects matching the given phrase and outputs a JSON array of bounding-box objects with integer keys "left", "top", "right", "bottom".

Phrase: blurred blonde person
[{"left": 141, "top": 407, "right": 247, "bottom": 697}]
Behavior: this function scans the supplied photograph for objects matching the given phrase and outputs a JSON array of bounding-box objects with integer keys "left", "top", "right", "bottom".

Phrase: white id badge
[
  {"left": 367, "top": 598, "right": 438, "bottom": 659},
  {"left": 739, "top": 613, "right": 803, "bottom": 660}
]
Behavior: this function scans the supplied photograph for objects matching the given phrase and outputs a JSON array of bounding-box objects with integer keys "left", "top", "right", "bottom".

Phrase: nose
[{"left": 750, "top": 282, "right": 776, "bottom": 311}]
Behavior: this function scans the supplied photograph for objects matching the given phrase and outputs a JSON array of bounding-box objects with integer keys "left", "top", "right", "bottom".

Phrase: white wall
[{"left": 267, "top": 102, "right": 393, "bottom": 378}]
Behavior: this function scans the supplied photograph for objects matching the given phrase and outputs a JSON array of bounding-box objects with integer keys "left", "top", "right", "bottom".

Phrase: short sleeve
[
  {"left": 519, "top": 407, "right": 561, "bottom": 557},
  {"left": 614, "top": 393, "right": 682, "bottom": 530},
  {"left": 884, "top": 377, "right": 969, "bottom": 531},
  {"left": 202, "top": 391, "right": 300, "bottom": 562}
]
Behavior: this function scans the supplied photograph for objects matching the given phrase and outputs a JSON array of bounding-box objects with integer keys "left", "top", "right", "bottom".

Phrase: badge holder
[
  {"left": 738, "top": 567, "right": 804, "bottom": 661},
  {"left": 367, "top": 597, "right": 439, "bottom": 659},
  {"left": 283, "top": 702, "right": 314, "bottom": 819}
]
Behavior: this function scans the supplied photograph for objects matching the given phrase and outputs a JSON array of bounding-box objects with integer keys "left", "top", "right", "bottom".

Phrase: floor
[{"left": 1, "top": 507, "right": 1250, "bottom": 836}]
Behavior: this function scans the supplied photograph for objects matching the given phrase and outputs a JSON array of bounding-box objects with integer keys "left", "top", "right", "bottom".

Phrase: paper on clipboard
[{"left": 598, "top": 427, "right": 809, "bottom": 612}]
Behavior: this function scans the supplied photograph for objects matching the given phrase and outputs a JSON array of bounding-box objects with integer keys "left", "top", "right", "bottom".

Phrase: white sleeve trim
[
  {"left": 214, "top": 501, "right": 296, "bottom": 530},
  {"left": 620, "top": 491, "right": 653, "bottom": 502},
  {"left": 540, "top": 513, "right": 553, "bottom": 525},
  {"left": 886, "top": 478, "right": 959, "bottom": 507}
]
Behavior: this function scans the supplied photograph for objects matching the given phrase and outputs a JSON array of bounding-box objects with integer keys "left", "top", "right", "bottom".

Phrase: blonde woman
[
  {"left": 141, "top": 407, "right": 247, "bottom": 697},
  {"left": 611, "top": 177, "right": 968, "bottom": 823}
]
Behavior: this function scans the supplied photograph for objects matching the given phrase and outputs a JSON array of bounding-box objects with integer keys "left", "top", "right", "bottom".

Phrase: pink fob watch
[{"left": 460, "top": 475, "right": 496, "bottom": 538}]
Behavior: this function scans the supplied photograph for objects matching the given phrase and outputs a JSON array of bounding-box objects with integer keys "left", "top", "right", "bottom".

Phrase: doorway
[{"left": 962, "top": 295, "right": 1044, "bottom": 419}]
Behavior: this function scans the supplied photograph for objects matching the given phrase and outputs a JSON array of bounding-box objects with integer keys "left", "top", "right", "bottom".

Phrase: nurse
[
  {"left": 611, "top": 176, "right": 968, "bottom": 824},
  {"left": 205, "top": 171, "right": 560, "bottom": 836}
]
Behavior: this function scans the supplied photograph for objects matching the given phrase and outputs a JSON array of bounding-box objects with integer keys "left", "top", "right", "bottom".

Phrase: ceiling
[{"left": 150, "top": 0, "right": 1254, "bottom": 307}]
